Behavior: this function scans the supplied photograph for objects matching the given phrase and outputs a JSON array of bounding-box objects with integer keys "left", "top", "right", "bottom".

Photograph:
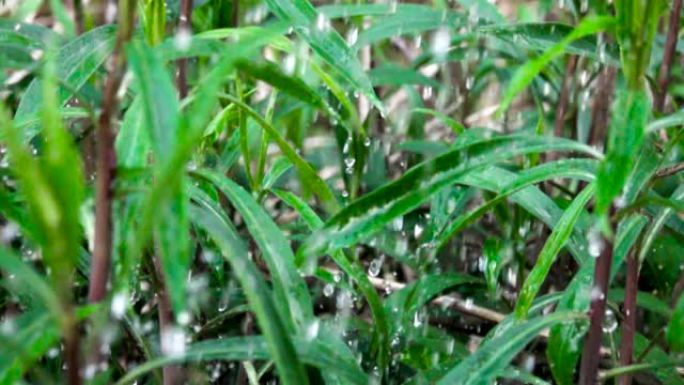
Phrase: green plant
[{"left": 0, "top": 0, "right": 683, "bottom": 384}]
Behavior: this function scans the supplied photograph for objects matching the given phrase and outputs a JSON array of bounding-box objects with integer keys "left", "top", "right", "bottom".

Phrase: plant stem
[
  {"left": 588, "top": 66, "right": 617, "bottom": 150},
  {"left": 153, "top": 255, "right": 185, "bottom": 385},
  {"left": 655, "top": 0, "right": 683, "bottom": 112},
  {"left": 553, "top": 56, "right": 577, "bottom": 140},
  {"left": 64, "top": 310, "right": 82, "bottom": 385},
  {"left": 579, "top": 221, "right": 615, "bottom": 385},
  {"left": 618, "top": 251, "right": 639, "bottom": 385},
  {"left": 176, "top": 0, "right": 193, "bottom": 98},
  {"left": 73, "top": 0, "right": 84, "bottom": 34},
  {"left": 88, "top": 0, "right": 135, "bottom": 303}
]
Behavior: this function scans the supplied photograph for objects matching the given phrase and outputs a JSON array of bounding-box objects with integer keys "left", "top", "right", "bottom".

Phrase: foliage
[{"left": 0, "top": 0, "right": 683, "bottom": 384}]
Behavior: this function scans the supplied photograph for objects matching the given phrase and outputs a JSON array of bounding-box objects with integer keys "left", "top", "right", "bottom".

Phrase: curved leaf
[
  {"left": 436, "top": 312, "right": 584, "bottom": 385},
  {"left": 190, "top": 201, "right": 309, "bottom": 385},
  {"left": 195, "top": 170, "right": 314, "bottom": 331}
]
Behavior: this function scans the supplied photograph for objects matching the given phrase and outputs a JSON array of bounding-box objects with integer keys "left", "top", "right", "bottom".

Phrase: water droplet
[
  {"left": 283, "top": 54, "right": 296, "bottom": 75},
  {"left": 465, "top": 76, "right": 474, "bottom": 90},
  {"left": 414, "top": 223, "right": 424, "bottom": 239},
  {"left": 177, "top": 311, "right": 191, "bottom": 326},
  {"left": 346, "top": 27, "right": 358, "bottom": 45},
  {"left": 111, "top": 292, "right": 127, "bottom": 319},
  {"left": 422, "top": 86, "right": 433, "bottom": 100},
  {"left": 160, "top": 327, "right": 186, "bottom": 357},
  {"left": 305, "top": 319, "right": 320, "bottom": 340},
  {"left": 316, "top": 13, "right": 330, "bottom": 33},
  {"left": 588, "top": 227, "right": 604, "bottom": 258},
  {"left": 413, "top": 311, "right": 423, "bottom": 327},
  {"left": 323, "top": 283, "right": 334, "bottom": 297},
  {"left": 602, "top": 309, "right": 617, "bottom": 333},
  {"left": 363, "top": 137, "right": 372, "bottom": 147},
  {"left": 368, "top": 257, "right": 383, "bottom": 277},
  {"left": 589, "top": 285, "right": 605, "bottom": 301},
  {"left": 344, "top": 157, "right": 356, "bottom": 168},
  {"left": 174, "top": 28, "right": 192, "bottom": 52},
  {"left": 431, "top": 28, "right": 451, "bottom": 59},
  {"left": 392, "top": 216, "right": 404, "bottom": 231},
  {"left": 580, "top": 0, "right": 589, "bottom": 12},
  {"left": 580, "top": 70, "right": 589, "bottom": 87}
]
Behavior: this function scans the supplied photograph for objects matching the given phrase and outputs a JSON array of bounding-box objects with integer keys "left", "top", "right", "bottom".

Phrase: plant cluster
[{"left": 0, "top": 0, "right": 683, "bottom": 384}]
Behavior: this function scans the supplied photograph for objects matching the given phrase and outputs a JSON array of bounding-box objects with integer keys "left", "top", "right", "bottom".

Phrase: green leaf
[
  {"left": 195, "top": 170, "right": 314, "bottom": 331},
  {"left": 499, "top": 16, "right": 615, "bottom": 114},
  {"left": 272, "top": 188, "right": 390, "bottom": 371},
  {"left": 154, "top": 188, "right": 191, "bottom": 316},
  {"left": 143, "top": 0, "right": 166, "bottom": 45},
  {"left": 118, "top": 25, "right": 279, "bottom": 313},
  {"left": 438, "top": 159, "right": 598, "bottom": 249},
  {"left": 115, "top": 97, "right": 151, "bottom": 167},
  {"left": 0, "top": 313, "right": 60, "bottom": 383},
  {"left": 412, "top": 108, "right": 465, "bottom": 135},
  {"left": 456, "top": 0, "right": 506, "bottom": 24},
  {"left": 436, "top": 312, "right": 584, "bottom": 385},
  {"left": 127, "top": 39, "right": 189, "bottom": 316},
  {"left": 0, "top": 247, "right": 61, "bottom": 317},
  {"left": 189, "top": 202, "right": 309, "bottom": 385},
  {"left": 385, "top": 273, "right": 481, "bottom": 330},
  {"left": 299, "top": 135, "right": 600, "bottom": 261},
  {"left": 220, "top": 94, "right": 340, "bottom": 214},
  {"left": 127, "top": 39, "right": 181, "bottom": 163},
  {"left": 515, "top": 183, "right": 595, "bottom": 318},
  {"left": 264, "top": 0, "right": 384, "bottom": 114},
  {"left": 369, "top": 64, "right": 442, "bottom": 88},
  {"left": 596, "top": 89, "right": 650, "bottom": 216},
  {"left": 638, "top": 184, "right": 684, "bottom": 263},
  {"left": 114, "top": 335, "right": 367, "bottom": 385},
  {"left": 607, "top": 289, "right": 671, "bottom": 317},
  {"left": 354, "top": 6, "right": 463, "bottom": 49},
  {"left": 669, "top": 281, "right": 684, "bottom": 351},
  {"left": 235, "top": 60, "right": 330, "bottom": 112},
  {"left": 479, "top": 22, "right": 619, "bottom": 64},
  {"left": 14, "top": 25, "right": 117, "bottom": 139},
  {"left": 262, "top": 157, "right": 293, "bottom": 191}
]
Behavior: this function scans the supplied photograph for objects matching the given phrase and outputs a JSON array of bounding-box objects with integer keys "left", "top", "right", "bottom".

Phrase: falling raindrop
[
  {"left": 388, "top": 0, "right": 398, "bottom": 13},
  {"left": 316, "top": 13, "right": 330, "bottom": 33},
  {"left": 431, "top": 28, "right": 451, "bottom": 59},
  {"left": 414, "top": 223, "right": 424, "bottom": 239},
  {"left": 111, "top": 292, "right": 127, "bottom": 319},
  {"left": 422, "top": 86, "right": 433, "bottom": 100},
  {"left": 346, "top": 27, "right": 359, "bottom": 45},
  {"left": 174, "top": 28, "right": 192, "bottom": 52},
  {"left": 465, "top": 76, "right": 474, "bottom": 90},
  {"left": 392, "top": 216, "right": 404, "bottom": 231},
  {"left": 588, "top": 227, "right": 604, "bottom": 258},
  {"left": 161, "top": 327, "right": 186, "bottom": 357},
  {"left": 589, "top": 285, "right": 605, "bottom": 301},
  {"left": 305, "top": 319, "right": 320, "bottom": 340}
]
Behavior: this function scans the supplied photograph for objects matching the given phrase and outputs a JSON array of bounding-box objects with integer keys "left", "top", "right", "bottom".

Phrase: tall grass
[{"left": 0, "top": 0, "right": 683, "bottom": 384}]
